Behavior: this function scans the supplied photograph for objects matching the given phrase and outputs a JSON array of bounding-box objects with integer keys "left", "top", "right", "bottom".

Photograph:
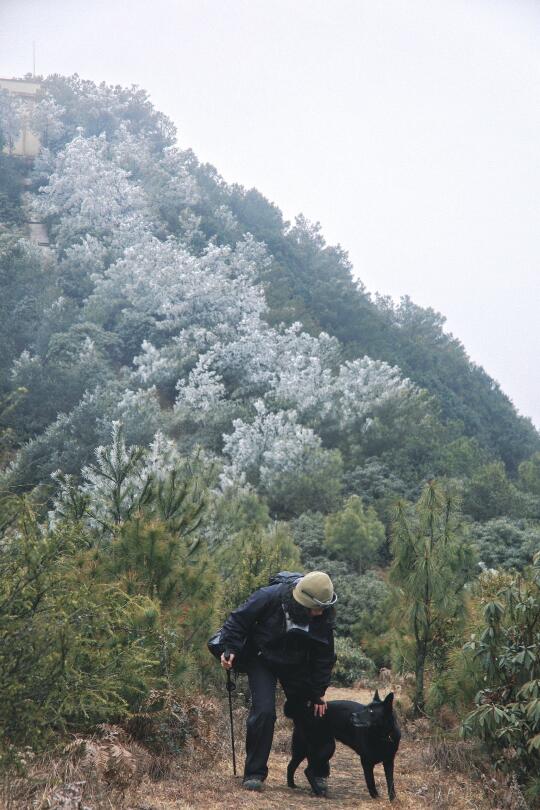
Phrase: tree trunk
[{"left": 413, "top": 641, "right": 427, "bottom": 716}]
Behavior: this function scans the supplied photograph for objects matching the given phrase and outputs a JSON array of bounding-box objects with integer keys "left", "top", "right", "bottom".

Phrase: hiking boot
[
  {"left": 242, "top": 778, "right": 263, "bottom": 791},
  {"left": 304, "top": 768, "right": 329, "bottom": 797}
]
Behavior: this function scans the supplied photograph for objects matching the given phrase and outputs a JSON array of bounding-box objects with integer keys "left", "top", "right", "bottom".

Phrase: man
[{"left": 220, "top": 571, "right": 337, "bottom": 792}]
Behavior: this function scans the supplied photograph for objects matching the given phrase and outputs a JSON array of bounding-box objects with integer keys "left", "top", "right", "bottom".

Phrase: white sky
[{"left": 1, "top": 0, "right": 539, "bottom": 427}]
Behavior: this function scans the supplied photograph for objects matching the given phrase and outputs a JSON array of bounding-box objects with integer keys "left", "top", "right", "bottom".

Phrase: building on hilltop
[
  {"left": 0, "top": 77, "right": 42, "bottom": 158},
  {"left": 0, "top": 77, "right": 50, "bottom": 248}
]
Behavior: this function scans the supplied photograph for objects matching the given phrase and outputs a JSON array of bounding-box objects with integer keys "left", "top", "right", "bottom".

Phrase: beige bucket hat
[{"left": 292, "top": 571, "right": 337, "bottom": 609}]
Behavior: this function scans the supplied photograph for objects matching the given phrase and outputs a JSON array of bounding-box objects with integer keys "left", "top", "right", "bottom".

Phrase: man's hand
[
  {"left": 220, "top": 652, "right": 235, "bottom": 670},
  {"left": 313, "top": 699, "right": 327, "bottom": 717}
]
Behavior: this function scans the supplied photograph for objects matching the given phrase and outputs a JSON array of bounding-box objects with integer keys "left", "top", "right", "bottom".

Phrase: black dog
[{"left": 287, "top": 691, "right": 400, "bottom": 800}]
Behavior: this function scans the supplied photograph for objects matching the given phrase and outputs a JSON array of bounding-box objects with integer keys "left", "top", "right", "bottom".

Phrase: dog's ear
[
  {"left": 350, "top": 712, "right": 363, "bottom": 727},
  {"left": 383, "top": 692, "right": 394, "bottom": 709},
  {"left": 373, "top": 689, "right": 381, "bottom": 702}
]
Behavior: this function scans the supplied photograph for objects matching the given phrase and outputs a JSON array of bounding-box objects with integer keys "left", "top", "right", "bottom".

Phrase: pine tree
[
  {"left": 51, "top": 422, "right": 207, "bottom": 541},
  {"left": 324, "top": 495, "right": 385, "bottom": 573},
  {"left": 93, "top": 516, "right": 219, "bottom": 685},
  {"left": 0, "top": 501, "right": 158, "bottom": 749},
  {"left": 68, "top": 420, "right": 151, "bottom": 532},
  {"left": 390, "top": 480, "right": 474, "bottom": 714},
  {"left": 221, "top": 523, "right": 300, "bottom": 611}
]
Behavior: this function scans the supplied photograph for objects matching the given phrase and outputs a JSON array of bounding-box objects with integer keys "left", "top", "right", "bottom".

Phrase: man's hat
[{"left": 293, "top": 571, "right": 337, "bottom": 609}]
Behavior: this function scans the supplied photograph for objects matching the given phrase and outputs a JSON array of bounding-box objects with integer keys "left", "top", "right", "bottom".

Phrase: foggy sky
[{"left": 1, "top": 0, "right": 539, "bottom": 428}]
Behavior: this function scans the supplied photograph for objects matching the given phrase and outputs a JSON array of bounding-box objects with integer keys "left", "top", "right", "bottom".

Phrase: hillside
[
  {"left": 225, "top": 186, "right": 539, "bottom": 472},
  {"left": 1, "top": 75, "right": 538, "bottom": 489},
  {"left": 1, "top": 73, "right": 540, "bottom": 807},
  {"left": 0, "top": 74, "right": 539, "bottom": 565}
]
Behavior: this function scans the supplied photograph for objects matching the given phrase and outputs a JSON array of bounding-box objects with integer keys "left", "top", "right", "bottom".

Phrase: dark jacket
[{"left": 220, "top": 583, "right": 336, "bottom": 701}]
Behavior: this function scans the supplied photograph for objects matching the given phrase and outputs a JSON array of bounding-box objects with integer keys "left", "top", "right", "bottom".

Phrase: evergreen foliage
[
  {"left": 332, "top": 636, "right": 376, "bottom": 686},
  {"left": 519, "top": 451, "right": 540, "bottom": 498},
  {"left": 220, "top": 523, "right": 300, "bottom": 611},
  {"left": 91, "top": 517, "right": 219, "bottom": 685},
  {"left": 0, "top": 502, "right": 158, "bottom": 748},
  {"left": 470, "top": 518, "right": 540, "bottom": 570},
  {"left": 324, "top": 495, "right": 385, "bottom": 573},
  {"left": 50, "top": 422, "right": 208, "bottom": 540},
  {"left": 291, "top": 511, "right": 392, "bottom": 662},
  {"left": 462, "top": 560, "right": 540, "bottom": 801},
  {"left": 390, "top": 481, "right": 475, "bottom": 713},
  {"left": 0, "top": 72, "right": 538, "bottom": 776},
  {"left": 462, "top": 461, "right": 521, "bottom": 521}
]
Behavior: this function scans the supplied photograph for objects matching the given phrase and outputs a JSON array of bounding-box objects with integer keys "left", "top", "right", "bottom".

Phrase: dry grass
[
  {"left": 0, "top": 680, "right": 527, "bottom": 810},
  {"left": 421, "top": 735, "right": 486, "bottom": 774},
  {"left": 129, "top": 683, "right": 495, "bottom": 810},
  {"left": 0, "top": 724, "right": 152, "bottom": 809},
  {"left": 0, "top": 696, "right": 237, "bottom": 810}
]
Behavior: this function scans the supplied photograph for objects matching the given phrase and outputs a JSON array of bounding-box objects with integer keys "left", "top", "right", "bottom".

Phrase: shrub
[
  {"left": 0, "top": 504, "right": 158, "bottom": 750},
  {"left": 461, "top": 556, "right": 540, "bottom": 800},
  {"left": 325, "top": 495, "right": 385, "bottom": 573},
  {"left": 469, "top": 517, "right": 540, "bottom": 570},
  {"left": 332, "top": 636, "right": 376, "bottom": 686}
]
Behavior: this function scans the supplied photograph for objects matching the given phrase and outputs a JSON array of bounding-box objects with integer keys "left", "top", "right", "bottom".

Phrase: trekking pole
[{"left": 224, "top": 654, "right": 237, "bottom": 776}]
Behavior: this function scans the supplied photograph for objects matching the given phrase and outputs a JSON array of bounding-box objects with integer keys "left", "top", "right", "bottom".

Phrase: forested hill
[
  {"left": 226, "top": 187, "right": 538, "bottom": 472},
  {"left": 0, "top": 74, "right": 538, "bottom": 513},
  {"left": 4, "top": 76, "right": 540, "bottom": 804}
]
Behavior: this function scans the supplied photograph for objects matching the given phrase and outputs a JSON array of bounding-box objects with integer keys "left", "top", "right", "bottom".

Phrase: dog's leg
[
  {"left": 304, "top": 766, "right": 328, "bottom": 797},
  {"left": 287, "top": 758, "right": 302, "bottom": 788},
  {"left": 287, "top": 721, "right": 305, "bottom": 788},
  {"left": 287, "top": 755, "right": 303, "bottom": 789},
  {"left": 360, "top": 757, "right": 378, "bottom": 799},
  {"left": 383, "top": 757, "right": 396, "bottom": 801}
]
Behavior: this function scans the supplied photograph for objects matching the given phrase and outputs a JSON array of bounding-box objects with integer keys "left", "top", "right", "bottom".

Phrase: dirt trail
[{"left": 138, "top": 685, "right": 491, "bottom": 810}]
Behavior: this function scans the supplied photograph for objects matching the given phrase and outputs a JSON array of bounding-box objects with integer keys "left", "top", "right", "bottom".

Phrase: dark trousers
[{"left": 244, "top": 656, "right": 334, "bottom": 781}]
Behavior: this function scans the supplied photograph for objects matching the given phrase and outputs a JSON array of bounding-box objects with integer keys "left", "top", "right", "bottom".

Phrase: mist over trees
[{"left": 1, "top": 74, "right": 540, "bottom": 797}]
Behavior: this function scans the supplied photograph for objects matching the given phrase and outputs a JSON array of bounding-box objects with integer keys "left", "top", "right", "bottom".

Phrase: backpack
[{"left": 267, "top": 571, "right": 304, "bottom": 587}]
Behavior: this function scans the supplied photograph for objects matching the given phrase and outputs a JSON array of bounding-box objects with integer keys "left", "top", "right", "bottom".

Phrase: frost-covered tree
[
  {"left": 56, "top": 235, "right": 109, "bottom": 301},
  {"left": 173, "top": 315, "right": 411, "bottom": 437},
  {"left": 98, "top": 234, "right": 265, "bottom": 337},
  {"left": 70, "top": 420, "right": 151, "bottom": 529},
  {"left": 43, "top": 74, "right": 177, "bottom": 148},
  {"left": 110, "top": 124, "right": 199, "bottom": 231},
  {"left": 27, "top": 95, "right": 66, "bottom": 148},
  {"left": 221, "top": 400, "right": 322, "bottom": 489},
  {"left": 50, "top": 422, "right": 208, "bottom": 538},
  {"left": 175, "top": 355, "right": 226, "bottom": 414},
  {"left": 184, "top": 321, "right": 339, "bottom": 407},
  {"left": 34, "top": 132, "right": 152, "bottom": 252},
  {"left": 90, "top": 233, "right": 269, "bottom": 385},
  {"left": 221, "top": 400, "right": 343, "bottom": 516},
  {"left": 29, "top": 146, "right": 56, "bottom": 187},
  {"left": 268, "top": 351, "right": 412, "bottom": 437},
  {"left": 115, "top": 386, "right": 165, "bottom": 445},
  {"left": 174, "top": 315, "right": 277, "bottom": 403},
  {"left": 333, "top": 357, "right": 409, "bottom": 426}
]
